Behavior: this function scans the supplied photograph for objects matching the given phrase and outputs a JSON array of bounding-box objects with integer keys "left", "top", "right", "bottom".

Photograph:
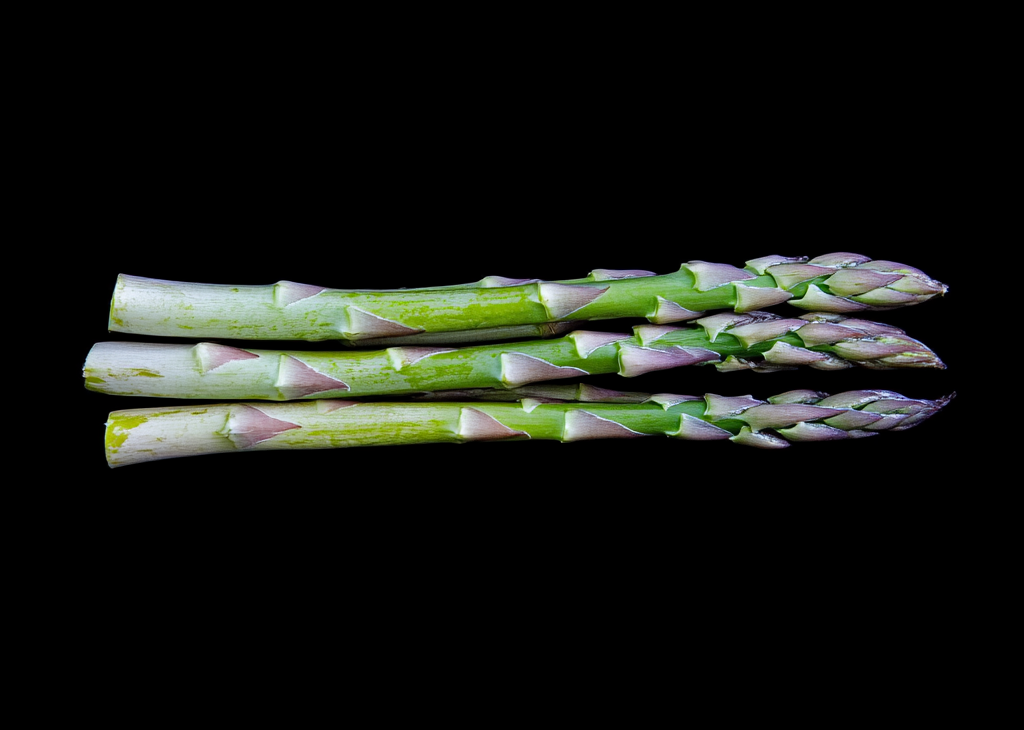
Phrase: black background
[
  {"left": 40, "top": 32, "right": 1017, "bottom": 662},
  {"left": 62, "top": 51, "right": 983, "bottom": 539},
  {"left": 35, "top": 20, "right": 1017, "bottom": 676}
]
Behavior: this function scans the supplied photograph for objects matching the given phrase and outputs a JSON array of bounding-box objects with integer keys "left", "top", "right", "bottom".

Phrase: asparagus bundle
[
  {"left": 107, "top": 253, "right": 946, "bottom": 342},
  {"left": 103, "top": 388, "right": 952, "bottom": 467},
  {"left": 84, "top": 312, "right": 942, "bottom": 400}
]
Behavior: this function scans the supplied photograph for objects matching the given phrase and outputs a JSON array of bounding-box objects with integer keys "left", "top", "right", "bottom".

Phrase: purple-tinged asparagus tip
[
  {"left": 891, "top": 398, "right": 952, "bottom": 430},
  {"left": 888, "top": 276, "right": 947, "bottom": 295},
  {"left": 736, "top": 403, "right": 847, "bottom": 432},
  {"left": 832, "top": 337, "right": 942, "bottom": 368},
  {"left": 768, "top": 389, "right": 831, "bottom": 405},
  {"left": 849, "top": 288, "right": 921, "bottom": 307},
  {"left": 763, "top": 342, "right": 833, "bottom": 366},
  {"left": 857, "top": 260, "right": 931, "bottom": 278},
  {"left": 823, "top": 410, "right": 885, "bottom": 430},
  {"left": 816, "top": 390, "right": 909, "bottom": 408},
  {"left": 793, "top": 322, "right": 870, "bottom": 347},
  {"left": 862, "top": 414, "right": 912, "bottom": 431},
  {"left": 808, "top": 252, "right": 872, "bottom": 267},
  {"left": 776, "top": 422, "right": 850, "bottom": 442},
  {"left": 799, "top": 314, "right": 905, "bottom": 337},
  {"left": 823, "top": 268, "right": 904, "bottom": 297}
]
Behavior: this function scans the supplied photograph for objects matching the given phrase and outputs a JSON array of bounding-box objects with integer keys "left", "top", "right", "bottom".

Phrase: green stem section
[
  {"left": 104, "top": 389, "right": 952, "bottom": 467},
  {"left": 85, "top": 313, "right": 942, "bottom": 401},
  {"left": 107, "top": 254, "right": 946, "bottom": 342},
  {"left": 344, "top": 321, "right": 575, "bottom": 347}
]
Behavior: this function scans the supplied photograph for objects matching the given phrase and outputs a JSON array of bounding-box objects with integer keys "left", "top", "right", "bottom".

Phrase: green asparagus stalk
[
  {"left": 340, "top": 321, "right": 575, "bottom": 347},
  {"left": 103, "top": 388, "right": 952, "bottom": 467},
  {"left": 84, "top": 312, "right": 942, "bottom": 401},
  {"left": 107, "top": 253, "right": 946, "bottom": 342}
]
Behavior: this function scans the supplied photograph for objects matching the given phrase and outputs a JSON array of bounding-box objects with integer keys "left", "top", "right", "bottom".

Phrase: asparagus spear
[
  {"left": 84, "top": 312, "right": 942, "bottom": 401},
  {"left": 107, "top": 253, "right": 946, "bottom": 342},
  {"left": 103, "top": 388, "right": 953, "bottom": 467}
]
